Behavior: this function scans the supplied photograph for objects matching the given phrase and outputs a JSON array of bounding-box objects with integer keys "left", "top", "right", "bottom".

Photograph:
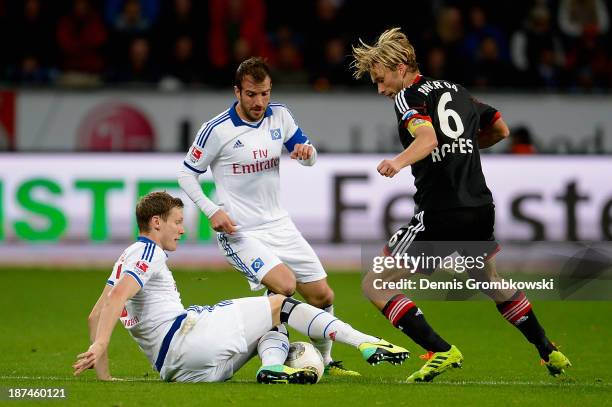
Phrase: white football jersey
[
  {"left": 182, "top": 102, "right": 311, "bottom": 230},
  {"left": 107, "top": 236, "right": 185, "bottom": 367}
]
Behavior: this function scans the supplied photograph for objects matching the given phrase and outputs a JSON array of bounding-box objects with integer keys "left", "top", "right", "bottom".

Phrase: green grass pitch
[{"left": 1, "top": 268, "right": 610, "bottom": 406}]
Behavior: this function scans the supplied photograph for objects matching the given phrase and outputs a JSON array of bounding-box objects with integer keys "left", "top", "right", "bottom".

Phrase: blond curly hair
[{"left": 351, "top": 27, "right": 418, "bottom": 79}]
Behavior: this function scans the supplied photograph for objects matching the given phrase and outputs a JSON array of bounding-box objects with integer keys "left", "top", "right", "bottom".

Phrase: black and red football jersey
[{"left": 393, "top": 74, "right": 501, "bottom": 212}]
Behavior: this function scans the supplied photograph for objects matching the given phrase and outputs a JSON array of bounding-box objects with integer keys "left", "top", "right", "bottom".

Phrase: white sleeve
[
  {"left": 181, "top": 123, "right": 223, "bottom": 174},
  {"left": 107, "top": 249, "right": 130, "bottom": 286},
  {"left": 121, "top": 246, "right": 164, "bottom": 289},
  {"left": 177, "top": 168, "right": 220, "bottom": 218},
  {"left": 107, "top": 260, "right": 122, "bottom": 287},
  {"left": 279, "top": 105, "right": 317, "bottom": 166},
  {"left": 280, "top": 106, "right": 300, "bottom": 144},
  {"left": 179, "top": 124, "right": 223, "bottom": 218}
]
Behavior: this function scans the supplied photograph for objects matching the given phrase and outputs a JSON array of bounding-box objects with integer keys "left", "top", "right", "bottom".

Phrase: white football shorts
[
  {"left": 160, "top": 296, "right": 273, "bottom": 382},
  {"left": 216, "top": 218, "right": 327, "bottom": 291}
]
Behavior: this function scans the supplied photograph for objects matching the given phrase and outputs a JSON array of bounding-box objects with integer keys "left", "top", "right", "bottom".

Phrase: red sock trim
[
  {"left": 384, "top": 295, "right": 416, "bottom": 326},
  {"left": 501, "top": 292, "right": 532, "bottom": 325}
]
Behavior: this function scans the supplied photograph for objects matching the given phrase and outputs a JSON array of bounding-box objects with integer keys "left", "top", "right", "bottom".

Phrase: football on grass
[{"left": 286, "top": 341, "right": 325, "bottom": 382}]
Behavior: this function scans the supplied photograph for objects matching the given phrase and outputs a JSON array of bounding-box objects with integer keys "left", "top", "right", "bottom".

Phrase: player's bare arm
[
  {"left": 87, "top": 285, "right": 113, "bottom": 380},
  {"left": 377, "top": 126, "right": 438, "bottom": 178},
  {"left": 479, "top": 118, "right": 510, "bottom": 149},
  {"left": 73, "top": 276, "right": 140, "bottom": 378}
]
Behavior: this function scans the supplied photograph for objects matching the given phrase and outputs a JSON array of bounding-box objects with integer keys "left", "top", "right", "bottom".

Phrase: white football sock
[
  {"left": 311, "top": 304, "right": 334, "bottom": 365},
  {"left": 258, "top": 330, "right": 289, "bottom": 367},
  {"left": 283, "top": 299, "right": 378, "bottom": 348}
]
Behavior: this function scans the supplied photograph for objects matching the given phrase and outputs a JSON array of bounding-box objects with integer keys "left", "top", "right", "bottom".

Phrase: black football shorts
[{"left": 383, "top": 204, "right": 500, "bottom": 272}]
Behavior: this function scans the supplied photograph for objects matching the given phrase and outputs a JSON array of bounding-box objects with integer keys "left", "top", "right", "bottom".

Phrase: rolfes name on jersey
[{"left": 393, "top": 75, "right": 497, "bottom": 212}]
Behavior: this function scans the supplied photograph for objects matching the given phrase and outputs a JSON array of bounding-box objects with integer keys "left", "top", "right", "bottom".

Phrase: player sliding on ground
[
  {"left": 351, "top": 28, "right": 571, "bottom": 383},
  {"left": 177, "top": 57, "right": 359, "bottom": 377},
  {"left": 73, "top": 192, "right": 408, "bottom": 383}
]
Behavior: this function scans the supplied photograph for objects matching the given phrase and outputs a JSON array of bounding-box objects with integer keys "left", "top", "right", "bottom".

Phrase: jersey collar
[
  {"left": 137, "top": 236, "right": 169, "bottom": 258},
  {"left": 229, "top": 101, "right": 273, "bottom": 128},
  {"left": 409, "top": 74, "right": 423, "bottom": 87},
  {"left": 137, "top": 235, "right": 157, "bottom": 245}
]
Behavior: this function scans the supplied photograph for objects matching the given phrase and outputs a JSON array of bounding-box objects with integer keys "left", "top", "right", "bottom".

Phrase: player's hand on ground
[
  {"left": 210, "top": 209, "right": 238, "bottom": 234},
  {"left": 377, "top": 159, "right": 401, "bottom": 178},
  {"left": 73, "top": 343, "right": 104, "bottom": 376},
  {"left": 290, "top": 144, "right": 313, "bottom": 160}
]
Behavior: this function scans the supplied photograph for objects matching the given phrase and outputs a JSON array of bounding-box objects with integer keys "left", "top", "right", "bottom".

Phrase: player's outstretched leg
[
  {"left": 496, "top": 291, "right": 571, "bottom": 376},
  {"left": 381, "top": 294, "right": 453, "bottom": 354},
  {"left": 318, "top": 304, "right": 356, "bottom": 375},
  {"left": 298, "top": 280, "right": 361, "bottom": 376},
  {"left": 378, "top": 293, "right": 463, "bottom": 382},
  {"left": 278, "top": 296, "right": 409, "bottom": 366},
  {"left": 314, "top": 304, "right": 361, "bottom": 376},
  {"left": 256, "top": 326, "right": 318, "bottom": 384}
]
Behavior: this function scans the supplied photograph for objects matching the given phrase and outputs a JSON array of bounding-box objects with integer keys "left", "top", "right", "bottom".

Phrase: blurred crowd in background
[{"left": 0, "top": 0, "right": 610, "bottom": 92}]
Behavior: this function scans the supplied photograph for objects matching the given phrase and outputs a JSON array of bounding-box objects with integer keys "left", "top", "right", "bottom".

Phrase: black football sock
[
  {"left": 496, "top": 291, "right": 556, "bottom": 360},
  {"left": 382, "top": 294, "right": 451, "bottom": 352}
]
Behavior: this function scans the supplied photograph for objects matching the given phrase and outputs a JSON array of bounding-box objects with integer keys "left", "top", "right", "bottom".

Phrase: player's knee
[
  {"left": 272, "top": 282, "right": 296, "bottom": 297},
  {"left": 270, "top": 272, "right": 297, "bottom": 296},
  {"left": 305, "top": 287, "right": 334, "bottom": 308},
  {"left": 327, "top": 288, "right": 335, "bottom": 305},
  {"left": 320, "top": 287, "right": 335, "bottom": 307},
  {"left": 262, "top": 266, "right": 296, "bottom": 296}
]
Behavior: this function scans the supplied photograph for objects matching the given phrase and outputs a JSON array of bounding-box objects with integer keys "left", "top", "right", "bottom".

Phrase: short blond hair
[{"left": 351, "top": 27, "right": 418, "bottom": 79}]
